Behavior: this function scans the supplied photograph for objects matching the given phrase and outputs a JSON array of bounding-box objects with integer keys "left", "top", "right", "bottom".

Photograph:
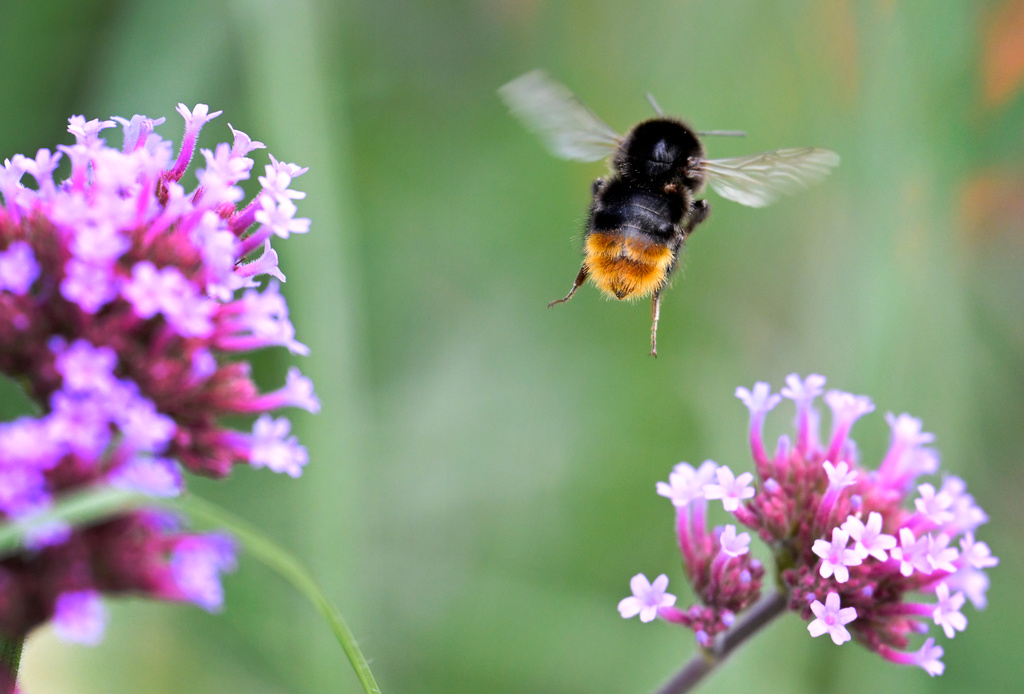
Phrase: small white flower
[
  {"left": 617, "top": 573, "right": 676, "bottom": 623},
  {"left": 841, "top": 512, "right": 896, "bottom": 561},
  {"left": 812, "top": 528, "right": 861, "bottom": 583},
  {"left": 703, "top": 465, "right": 755, "bottom": 512},
  {"left": 719, "top": 525, "right": 751, "bottom": 558},
  {"left": 807, "top": 592, "right": 857, "bottom": 645},
  {"left": 932, "top": 582, "right": 967, "bottom": 639}
]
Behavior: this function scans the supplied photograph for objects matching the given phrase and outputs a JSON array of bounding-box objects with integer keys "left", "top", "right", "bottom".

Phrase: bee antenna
[
  {"left": 645, "top": 93, "right": 664, "bottom": 116},
  {"left": 697, "top": 130, "right": 747, "bottom": 137}
]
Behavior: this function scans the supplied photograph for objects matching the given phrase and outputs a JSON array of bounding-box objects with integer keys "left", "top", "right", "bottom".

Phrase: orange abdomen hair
[{"left": 584, "top": 231, "right": 676, "bottom": 300}]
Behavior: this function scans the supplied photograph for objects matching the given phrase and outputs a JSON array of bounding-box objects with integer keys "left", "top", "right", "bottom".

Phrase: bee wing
[
  {"left": 702, "top": 148, "right": 840, "bottom": 208},
  {"left": 499, "top": 70, "right": 622, "bottom": 162}
]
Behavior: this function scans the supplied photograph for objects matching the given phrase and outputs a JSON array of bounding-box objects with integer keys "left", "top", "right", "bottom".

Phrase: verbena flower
[
  {"left": 0, "top": 105, "right": 317, "bottom": 645},
  {"left": 619, "top": 374, "right": 997, "bottom": 677},
  {"left": 618, "top": 573, "right": 677, "bottom": 623},
  {"left": 807, "top": 591, "right": 857, "bottom": 645}
]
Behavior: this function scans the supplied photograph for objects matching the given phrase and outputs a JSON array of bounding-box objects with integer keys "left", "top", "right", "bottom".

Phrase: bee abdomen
[{"left": 584, "top": 231, "right": 675, "bottom": 300}]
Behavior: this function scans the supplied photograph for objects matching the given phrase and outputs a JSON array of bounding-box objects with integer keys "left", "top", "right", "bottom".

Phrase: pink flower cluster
[
  {"left": 621, "top": 459, "right": 765, "bottom": 646},
  {"left": 619, "top": 374, "right": 997, "bottom": 677},
  {"left": 0, "top": 106, "right": 317, "bottom": 644}
]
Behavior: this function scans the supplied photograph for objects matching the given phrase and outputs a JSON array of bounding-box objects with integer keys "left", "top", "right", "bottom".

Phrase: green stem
[
  {"left": 0, "top": 488, "right": 382, "bottom": 694},
  {"left": 653, "top": 591, "right": 789, "bottom": 694},
  {"left": 174, "top": 496, "right": 382, "bottom": 694},
  {"left": 0, "top": 635, "right": 22, "bottom": 692}
]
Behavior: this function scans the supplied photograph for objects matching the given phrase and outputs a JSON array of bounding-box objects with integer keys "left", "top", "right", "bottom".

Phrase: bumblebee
[{"left": 499, "top": 71, "right": 840, "bottom": 356}]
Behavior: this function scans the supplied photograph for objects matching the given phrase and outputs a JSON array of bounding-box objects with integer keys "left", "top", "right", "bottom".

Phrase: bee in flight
[{"left": 499, "top": 70, "right": 840, "bottom": 356}]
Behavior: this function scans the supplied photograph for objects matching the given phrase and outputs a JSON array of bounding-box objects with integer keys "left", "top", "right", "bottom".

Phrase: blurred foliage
[{"left": 3, "top": 0, "right": 1023, "bottom": 692}]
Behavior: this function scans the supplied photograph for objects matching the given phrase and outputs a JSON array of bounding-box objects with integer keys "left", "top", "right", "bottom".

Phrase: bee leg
[
  {"left": 548, "top": 265, "right": 588, "bottom": 307},
  {"left": 693, "top": 199, "right": 710, "bottom": 224},
  {"left": 649, "top": 290, "right": 662, "bottom": 358},
  {"left": 686, "top": 199, "right": 710, "bottom": 235},
  {"left": 591, "top": 178, "right": 606, "bottom": 196}
]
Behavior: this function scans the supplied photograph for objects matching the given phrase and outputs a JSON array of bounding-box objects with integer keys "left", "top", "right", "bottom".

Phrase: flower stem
[
  {"left": 653, "top": 591, "right": 789, "bottom": 694},
  {"left": 0, "top": 635, "right": 22, "bottom": 693},
  {"left": 0, "top": 488, "right": 383, "bottom": 694},
  {"left": 176, "top": 496, "right": 383, "bottom": 694}
]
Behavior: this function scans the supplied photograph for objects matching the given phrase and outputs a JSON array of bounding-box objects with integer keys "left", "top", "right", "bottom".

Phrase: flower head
[
  {"left": 812, "top": 528, "right": 862, "bottom": 583},
  {"left": 618, "top": 573, "right": 676, "bottom": 623},
  {"left": 656, "top": 460, "right": 716, "bottom": 508},
  {"left": 931, "top": 582, "right": 967, "bottom": 638},
  {"left": 0, "top": 105, "right": 315, "bottom": 644},
  {"left": 620, "top": 375, "right": 996, "bottom": 677},
  {"left": 841, "top": 511, "right": 896, "bottom": 561},
  {"left": 719, "top": 525, "right": 751, "bottom": 558},
  {"left": 702, "top": 465, "right": 756, "bottom": 512},
  {"left": 807, "top": 592, "right": 857, "bottom": 645},
  {"left": 880, "top": 637, "right": 945, "bottom": 676}
]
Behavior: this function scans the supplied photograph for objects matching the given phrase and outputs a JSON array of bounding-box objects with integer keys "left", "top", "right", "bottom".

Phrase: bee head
[{"left": 616, "top": 119, "right": 705, "bottom": 189}]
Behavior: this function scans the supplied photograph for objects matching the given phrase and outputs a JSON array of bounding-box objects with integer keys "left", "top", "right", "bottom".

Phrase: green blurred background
[{"left": 3, "top": 0, "right": 1022, "bottom": 692}]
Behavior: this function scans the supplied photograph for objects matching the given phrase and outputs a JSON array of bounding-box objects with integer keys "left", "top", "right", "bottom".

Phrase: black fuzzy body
[
  {"left": 613, "top": 118, "right": 707, "bottom": 192},
  {"left": 580, "top": 118, "right": 711, "bottom": 301},
  {"left": 595, "top": 117, "right": 710, "bottom": 253}
]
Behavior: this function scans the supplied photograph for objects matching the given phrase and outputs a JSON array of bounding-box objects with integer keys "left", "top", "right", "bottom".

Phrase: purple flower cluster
[
  {"left": 619, "top": 374, "right": 997, "bottom": 677},
  {"left": 0, "top": 105, "right": 317, "bottom": 644}
]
